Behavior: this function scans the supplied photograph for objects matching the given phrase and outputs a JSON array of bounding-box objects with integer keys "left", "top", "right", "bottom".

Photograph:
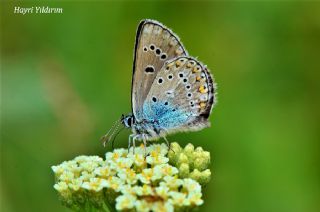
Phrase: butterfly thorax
[{"left": 122, "top": 113, "right": 163, "bottom": 140}]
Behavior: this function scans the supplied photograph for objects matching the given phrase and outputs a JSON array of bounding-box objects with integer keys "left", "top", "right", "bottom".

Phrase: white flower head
[
  {"left": 54, "top": 181, "right": 71, "bottom": 198},
  {"left": 106, "top": 176, "right": 124, "bottom": 192},
  {"left": 154, "top": 164, "right": 178, "bottom": 177},
  {"left": 169, "top": 191, "right": 190, "bottom": 207},
  {"left": 152, "top": 201, "right": 174, "bottom": 212},
  {"left": 51, "top": 165, "right": 64, "bottom": 176},
  {"left": 134, "top": 200, "right": 154, "bottom": 212},
  {"left": 146, "top": 154, "right": 169, "bottom": 166},
  {"left": 183, "top": 178, "right": 202, "bottom": 194},
  {"left": 94, "top": 166, "right": 115, "bottom": 178},
  {"left": 81, "top": 178, "right": 108, "bottom": 192},
  {"left": 147, "top": 143, "right": 168, "bottom": 156},
  {"left": 114, "top": 157, "right": 134, "bottom": 169},
  {"left": 80, "top": 171, "right": 96, "bottom": 182},
  {"left": 115, "top": 194, "right": 136, "bottom": 211},
  {"left": 105, "top": 148, "right": 127, "bottom": 162},
  {"left": 73, "top": 155, "right": 88, "bottom": 163},
  {"left": 118, "top": 168, "right": 137, "bottom": 184},
  {"left": 135, "top": 184, "right": 154, "bottom": 196},
  {"left": 54, "top": 181, "right": 68, "bottom": 192},
  {"left": 58, "top": 162, "right": 82, "bottom": 177},
  {"left": 137, "top": 168, "right": 162, "bottom": 184},
  {"left": 119, "top": 184, "right": 137, "bottom": 195},
  {"left": 61, "top": 160, "right": 77, "bottom": 168},
  {"left": 128, "top": 152, "right": 147, "bottom": 167},
  {"left": 59, "top": 171, "right": 74, "bottom": 183},
  {"left": 187, "top": 192, "right": 204, "bottom": 206},
  {"left": 161, "top": 176, "right": 183, "bottom": 190},
  {"left": 80, "top": 161, "right": 100, "bottom": 173},
  {"left": 155, "top": 185, "right": 170, "bottom": 200},
  {"left": 68, "top": 178, "right": 83, "bottom": 191},
  {"left": 128, "top": 143, "right": 146, "bottom": 155},
  {"left": 76, "top": 155, "right": 103, "bottom": 164},
  {"left": 52, "top": 143, "right": 209, "bottom": 211}
]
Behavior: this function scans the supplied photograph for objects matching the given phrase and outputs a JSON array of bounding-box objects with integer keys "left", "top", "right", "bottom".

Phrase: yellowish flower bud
[
  {"left": 184, "top": 143, "right": 194, "bottom": 157},
  {"left": 168, "top": 143, "right": 211, "bottom": 186},
  {"left": 177, "top": 153, "right": 189, "bottom": 166},
  {"left": 199, "top": 169, "right": 211, "bottom": 185},
  {"left": 179, "top": 163, "right": 190, "bottom": 178},
  {"left": 190, "top": 169, "right": 202, "bottom": 181},
  {"left": 168, "top": 142, "right": 182, "bottom": 164},
  {"left": 195, "top": 146, "right": 204, "bottom": 152}
]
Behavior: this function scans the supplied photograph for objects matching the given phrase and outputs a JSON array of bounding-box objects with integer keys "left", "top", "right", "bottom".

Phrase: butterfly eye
[{"left": 127, "top": 117, "right": 132, "bottom": 126}]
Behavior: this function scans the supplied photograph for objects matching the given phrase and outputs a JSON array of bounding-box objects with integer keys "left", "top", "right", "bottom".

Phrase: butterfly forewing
[{"left": 131, "top": 20, "right": 188, "bottom": 121}]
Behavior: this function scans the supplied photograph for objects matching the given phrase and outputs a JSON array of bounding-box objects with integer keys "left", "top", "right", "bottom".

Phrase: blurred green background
[{"left": 1, "top": 1, "right": 320, "bottom": 212}]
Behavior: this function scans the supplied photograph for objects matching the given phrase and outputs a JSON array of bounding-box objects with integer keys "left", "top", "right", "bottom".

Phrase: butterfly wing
[
  {"left": 143, "top": 56, "right": 217, "bottom": 135},
  {"left": 131, "top": 19, "right": 188, "bottom": 121}
]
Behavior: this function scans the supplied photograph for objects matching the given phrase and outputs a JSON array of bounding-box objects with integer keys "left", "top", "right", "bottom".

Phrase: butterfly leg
[
  {"left": 163, "top": 136, "right": 175, "bottom": 153},
  {"left": 142, "top": 134, "right": 148, "bottom": 157},
  {"left": 128, "top": 134, "right": 133, "bottom": 153},
  {"left": 163, "top": 136, "right": 170, "bottom": 147},
  {"left": 132, "top": 135, "right": 136, "bottom": 154}
]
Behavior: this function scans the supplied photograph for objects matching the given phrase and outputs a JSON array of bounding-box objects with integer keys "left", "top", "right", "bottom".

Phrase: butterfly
[{"left": 101, "top": 19, "right": 217, "bottom": 151}]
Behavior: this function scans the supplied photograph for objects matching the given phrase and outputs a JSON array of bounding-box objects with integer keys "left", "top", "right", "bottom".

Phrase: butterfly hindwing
[
  {"left": 143, "top": 56, "right": 216, "bottom": 134},
  {"left": 131, "top": 19, "right": 188, "bottom": 121}
]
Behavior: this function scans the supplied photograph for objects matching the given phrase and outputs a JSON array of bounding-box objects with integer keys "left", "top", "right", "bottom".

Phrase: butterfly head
[{"left": 121, "top": 114, "right": 135, "bottom": 128}]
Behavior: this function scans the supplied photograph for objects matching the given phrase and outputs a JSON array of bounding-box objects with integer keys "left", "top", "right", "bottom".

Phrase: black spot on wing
[{"left": 145, "top": 66, "right": 155, "bottom": 73}]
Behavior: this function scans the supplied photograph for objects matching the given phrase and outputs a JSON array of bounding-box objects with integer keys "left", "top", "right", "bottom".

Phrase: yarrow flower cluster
[
  {"left": 168, "top": 142, "right": 211, "bottom": 185},
  {"left": 52, "top": 143, "right": 211, "bottom": 211}
]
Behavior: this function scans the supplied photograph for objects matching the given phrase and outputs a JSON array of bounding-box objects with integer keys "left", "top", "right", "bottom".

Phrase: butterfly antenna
[
  {"left": 100, "top": 118, "right": 121, "bottom": 147},
  {"left": 104, "top": 121, "right": 121, "bottom": 147},
  {"left": 111, "top": 126, "right": 125, "bottom": 149}
]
